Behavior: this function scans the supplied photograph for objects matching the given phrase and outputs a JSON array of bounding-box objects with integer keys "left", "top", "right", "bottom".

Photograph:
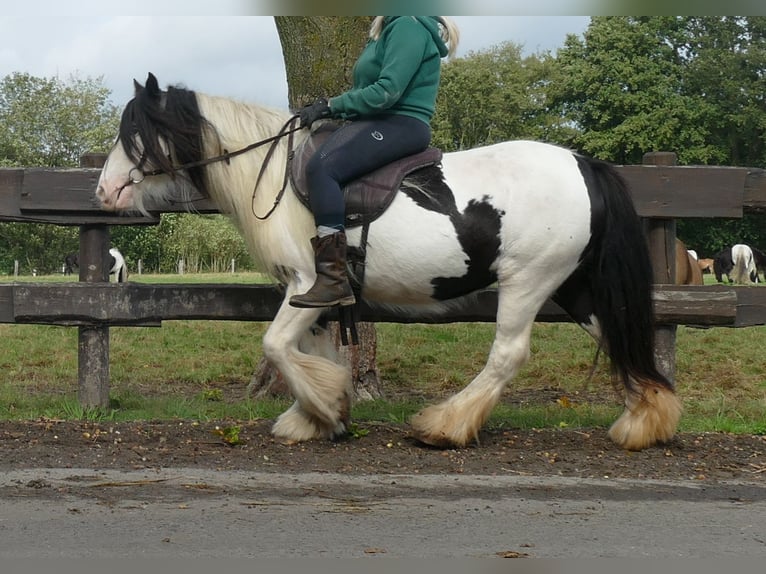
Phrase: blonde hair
[{"left": 369, "top": 16, "right": 460, "bottom": 58}]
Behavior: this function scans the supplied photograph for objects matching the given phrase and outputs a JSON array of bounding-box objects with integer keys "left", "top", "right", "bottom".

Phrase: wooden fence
[{"left": 2, "top": 152, "right": 766, "bottom": 407}]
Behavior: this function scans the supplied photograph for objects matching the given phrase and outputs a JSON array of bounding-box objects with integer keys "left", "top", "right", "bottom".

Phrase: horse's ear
[
  {"left": 145, "top": 73, "right": 161, "bottom": 97},
  {"left": 133, "top": 78, "right": 143, "bottom": 94}
]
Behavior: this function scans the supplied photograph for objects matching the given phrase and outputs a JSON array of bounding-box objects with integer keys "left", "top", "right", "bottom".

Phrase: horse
[
  {"left": 95, "top": 73, "right": 681, "bottom": 451},
  {"left": 63, "top": 248, "right": 127, "bottom": 282},
  {"left": 109, "top": 247, "right": 128, "bottom": 283},
  {"left": 675, "top": 239, "right": 703, "bottom": 286},
  {"left": 697, "top": 258, "right": 714, "bottom": 275},
  {"left": 751, "top": 246, "right": 766, "bottom": 282},
  {"left": 63, "top": 252, "right": 79, "bottom": 275},
  {"left": 714, "top": 244, "right": 759, "bottom": 284}
]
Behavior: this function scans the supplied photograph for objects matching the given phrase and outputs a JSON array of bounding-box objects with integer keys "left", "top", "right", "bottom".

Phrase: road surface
[{"left": 1, "top": 468, "right": 764, "bottom": 558}]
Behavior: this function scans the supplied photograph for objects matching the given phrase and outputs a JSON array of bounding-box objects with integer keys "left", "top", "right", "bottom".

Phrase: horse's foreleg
[
  {"left": 411, "top": 293, "right": 538, "bottom": 448},
  {"left": 262, "top": 302, "right": 352, "bottom": 442}
]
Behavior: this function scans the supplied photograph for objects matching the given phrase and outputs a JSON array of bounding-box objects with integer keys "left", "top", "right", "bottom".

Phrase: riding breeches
[{"left": 305, "top": 115, "right": 431, "bottom": 229}]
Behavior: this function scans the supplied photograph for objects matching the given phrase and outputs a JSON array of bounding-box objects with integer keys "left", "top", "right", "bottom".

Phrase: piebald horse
[
  {"left": 95, "top": 74, "right": 681, "bottom": 451},
  {"left": 63, "top": 247, "right": 128, "bottom": 282},
  {"left": 714, "top": 244, "right": 759, "bottom": 284}
]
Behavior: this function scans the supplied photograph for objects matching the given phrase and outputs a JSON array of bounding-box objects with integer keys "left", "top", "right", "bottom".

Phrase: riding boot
[{"left": 289, "top": 231, "right": 356, "bottom": 308}]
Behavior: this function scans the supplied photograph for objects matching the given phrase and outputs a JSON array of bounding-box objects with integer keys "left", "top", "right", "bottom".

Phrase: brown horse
[
  {"left": 697, "top": 258, "right": 714, "bottom": 275},
  {"left": 676, "top": 239, "right": 704, "bottom": 285}
]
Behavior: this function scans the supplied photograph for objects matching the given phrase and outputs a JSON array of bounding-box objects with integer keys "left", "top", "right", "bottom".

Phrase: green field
[{"left": 1, "top": 272, "right": 764, "bottom": 434}]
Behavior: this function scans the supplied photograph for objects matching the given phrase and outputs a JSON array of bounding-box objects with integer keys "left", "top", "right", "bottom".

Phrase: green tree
[
  {"left": 680, "top": 17, "right": 766, "bottom": 168},
  {"left": 0, "top": 222, "right": 78, "bottom": 275},
  {"left": 0, "top": 72, "right": 119, "bottom": 167},
  {"left": 550, "top": 16, "right": 766, "bottom": 168},
  {"left": 161, "top": 214, "right": 252, "bottom": 273},
  {"left": 0, "top": 72, "right": 121, "bottom": 274},
  {"left": 431, "top": 42, "right": 575, "bottom": 151},
  {"left": 549, "top": 17, "right": 709, "bottom": 164},
  {"left": 549, "top": 17, "right": 766, "bottom": 256}
]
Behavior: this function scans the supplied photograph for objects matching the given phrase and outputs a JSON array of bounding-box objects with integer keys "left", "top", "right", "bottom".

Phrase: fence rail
[
  {"left": 0, "top": 282, "right": 753, "bottom": 327},
  {"left": 2, "top": 152, "right": 766, "bottom": 407}
]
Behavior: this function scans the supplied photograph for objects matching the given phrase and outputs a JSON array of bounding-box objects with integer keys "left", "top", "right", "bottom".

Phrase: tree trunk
[
  {"left": 249, "top": 17, "right": 383, "bottom": 401},
  {"left": 275, "top": 16, "right": 372, "bottom": 108}
]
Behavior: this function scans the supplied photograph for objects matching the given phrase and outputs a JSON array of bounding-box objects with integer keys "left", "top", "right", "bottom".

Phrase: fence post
[
  {"left": 642, "top": 151, "right": 678, "bottom": 383},
  {"left": 77, "top": 153, "right": 111, "bottom": 408}
]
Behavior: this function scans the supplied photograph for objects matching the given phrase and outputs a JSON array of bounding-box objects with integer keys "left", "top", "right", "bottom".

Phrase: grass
[{"left": 0, "top": 272, "right": 765, "bottom": 434}]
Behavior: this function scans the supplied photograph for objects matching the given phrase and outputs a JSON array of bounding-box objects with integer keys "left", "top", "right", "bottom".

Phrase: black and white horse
[
  {"left": 108, "top": 247, "right": 128, "bottom": 283},
  {"left": 714, "top": 244, "right": 759, "bottom": 284},
  {"left": 63, "top": 248, "right": 127, "bottom": 282},
  {"left": 95, "top": 73, "right": 681, "bottom": 450}
]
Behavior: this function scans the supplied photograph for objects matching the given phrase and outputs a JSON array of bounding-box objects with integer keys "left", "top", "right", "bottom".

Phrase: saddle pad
[{"left": 291, "top": 121, "right": 443, "bottom": 228}]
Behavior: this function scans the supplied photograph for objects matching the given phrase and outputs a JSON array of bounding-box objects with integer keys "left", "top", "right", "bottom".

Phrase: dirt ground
[{"left": 2, "top": 415, "right": 764, "bottom": 484}]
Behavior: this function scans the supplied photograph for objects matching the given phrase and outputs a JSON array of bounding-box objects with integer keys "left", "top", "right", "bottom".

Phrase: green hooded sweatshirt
[{"left": 329, "top": 16, "right": 449, "bottom": 125}]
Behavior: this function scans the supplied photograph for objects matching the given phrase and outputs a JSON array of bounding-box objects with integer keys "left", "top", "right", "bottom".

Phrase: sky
[{"left": 0, "top": 11, "right": 590, "bottom": 112}]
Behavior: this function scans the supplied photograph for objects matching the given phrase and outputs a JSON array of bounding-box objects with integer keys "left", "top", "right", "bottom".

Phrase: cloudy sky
[{"left": 0, "top": 11, "right": 589, "bottom": 111}]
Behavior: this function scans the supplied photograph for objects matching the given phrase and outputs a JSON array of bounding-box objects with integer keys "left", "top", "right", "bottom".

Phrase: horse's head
[{"left": 96, "top": 73, "right": 210, "bottom": 214}]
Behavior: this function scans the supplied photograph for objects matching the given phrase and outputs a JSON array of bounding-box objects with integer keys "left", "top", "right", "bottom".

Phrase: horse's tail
[{"left": 578, "top": 156, "right": 681, "bottom": 449}]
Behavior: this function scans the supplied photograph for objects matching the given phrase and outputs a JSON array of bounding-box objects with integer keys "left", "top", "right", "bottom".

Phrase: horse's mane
[{"left": 119, "top": 82, "right": 219, "bottom": 197}]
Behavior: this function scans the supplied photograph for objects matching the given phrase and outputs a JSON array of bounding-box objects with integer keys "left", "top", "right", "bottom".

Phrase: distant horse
[
  {"left": 714, "top": 244, "right": 759, "bottom": 284},
  {"left": 713, "top": 248, "right": 734, "bottom": 283},
  {"left": 697, "top": 258, "right": 714, "bottom": 275},
  {"left": 675, "top": 239, "right": 703, "bottom": 286},
  {"left": 63, "top": 249, "right": 127, "bottom": 282},
  {"left": 751, "top": 246, "right": 766, "bottom": 282},
  {"left": 63, "top": 252, "right": 78, "bottom": 275},
  {"left": 95, "top": 73, "right": 681, "bottom": 451},
  {"left": 109, "top": 247, "right": 128, "bottom": 283}
]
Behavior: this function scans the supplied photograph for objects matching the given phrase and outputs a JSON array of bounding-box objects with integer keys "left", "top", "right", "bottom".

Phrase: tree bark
[
  {"left": 275, "top": 16, "right": 372, "bottom": 108},
  {"left": 249, "top": 17, "right": 383, "bottom": 401}
]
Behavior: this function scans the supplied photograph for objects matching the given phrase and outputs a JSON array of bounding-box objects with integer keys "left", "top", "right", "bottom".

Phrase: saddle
[{"left": 290, "top": 121, "right": 443, "bottom": 228}]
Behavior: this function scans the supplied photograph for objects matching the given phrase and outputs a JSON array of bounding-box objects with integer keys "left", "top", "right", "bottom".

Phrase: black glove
[{"left": 299, "top": 98, "right": 332, "bottom": 128}]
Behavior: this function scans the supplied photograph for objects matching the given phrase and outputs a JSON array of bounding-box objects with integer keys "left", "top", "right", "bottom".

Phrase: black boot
[{"left": 289, "top": 232, "right": 356, "bottom": 308}]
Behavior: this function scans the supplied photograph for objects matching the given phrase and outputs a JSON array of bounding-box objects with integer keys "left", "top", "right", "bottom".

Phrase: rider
[{"left": 289, "top": 16, "right": 460, "bottom": 309}]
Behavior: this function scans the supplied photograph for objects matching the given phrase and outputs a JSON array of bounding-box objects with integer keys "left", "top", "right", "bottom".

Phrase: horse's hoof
[{"left": 410, "top": 427, "right": 456, "bottom": 449}]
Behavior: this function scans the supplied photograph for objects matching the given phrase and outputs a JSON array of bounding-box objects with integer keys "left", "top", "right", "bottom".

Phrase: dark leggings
[{"left": 306, "top": 115, "right": 431, "bottom": 229}]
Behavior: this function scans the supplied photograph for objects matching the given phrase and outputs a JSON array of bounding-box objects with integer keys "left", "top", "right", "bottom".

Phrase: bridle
[{"left": 114, "top": 114, "right": 302, "bottom": 219}]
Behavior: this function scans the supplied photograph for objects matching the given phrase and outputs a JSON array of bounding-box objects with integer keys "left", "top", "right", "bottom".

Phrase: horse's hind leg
[
  {"left": 410, "top": 288, "right": 539, "bottom": 448},
  {"left": 553, "top": 271, "right": 681, "bottom": 450},
  {"left": 262, "top": 301, "right": 352, "bottom": 442}
]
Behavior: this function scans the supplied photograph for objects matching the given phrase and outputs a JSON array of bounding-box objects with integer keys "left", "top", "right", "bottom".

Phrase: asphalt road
[{"left": 1, "top": 468, "right": 764, "bottom": 558}]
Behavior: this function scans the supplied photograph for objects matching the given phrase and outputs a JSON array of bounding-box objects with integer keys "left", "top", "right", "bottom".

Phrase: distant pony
[
  {"left": 697, "top": 258, "right": 714, "bottom": 275},
  {"left": 713, "top": 248, "right": 734, "bottom": 283},
  {"left": 109, "top": 247, "right": 128, "bottom": 283},
  {"left": 715, "top": 244, "right": 758, "bottom": 284},
  {"left": 751, "top": 246, "right": 766, "bottom": 282},
  {"left": 63, "top": 248, "right": 127, "bottom": 282},
  {"left": 63, "top": 252, "right": 79, "bottom": 275}
]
